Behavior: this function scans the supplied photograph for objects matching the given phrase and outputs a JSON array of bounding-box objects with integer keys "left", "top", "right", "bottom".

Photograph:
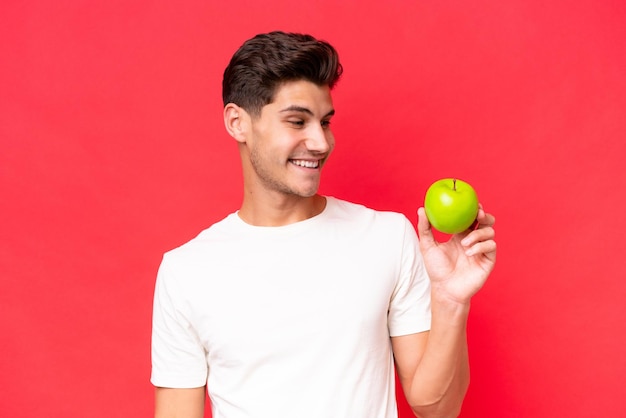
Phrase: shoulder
[
  {"left": 161, "top": 212, "right": 240, "bottom": 263},
  {"left": 326, "top": 196, "right": 413, "bottom": 230}
]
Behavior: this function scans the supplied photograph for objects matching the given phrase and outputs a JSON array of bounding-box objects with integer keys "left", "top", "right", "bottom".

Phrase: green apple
[{"left": 424, "top": 178, "right": 479, "bottom": 234}]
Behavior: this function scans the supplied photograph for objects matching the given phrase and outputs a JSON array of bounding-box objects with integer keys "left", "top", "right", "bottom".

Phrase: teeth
[{"left": 291, "top": 159, "right": 319, "bottom": 168}]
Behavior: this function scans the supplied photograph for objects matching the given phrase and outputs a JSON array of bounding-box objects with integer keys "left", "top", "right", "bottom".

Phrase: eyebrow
[{"left": 279, "top": 105, "right": 335, "bottom": 118}]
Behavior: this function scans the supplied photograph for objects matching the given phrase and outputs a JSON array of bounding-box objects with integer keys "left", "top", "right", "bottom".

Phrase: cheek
[{"left": 326, "top": 131, "right": 336, "bottom": 151}]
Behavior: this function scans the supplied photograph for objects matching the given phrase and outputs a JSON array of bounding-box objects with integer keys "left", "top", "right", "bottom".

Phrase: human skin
[
  {"left": 155, "top": 80, "right": 497, "bottom": 418},
  {"left": 224, "top": 79, "right": 336, "bottom": 226}
]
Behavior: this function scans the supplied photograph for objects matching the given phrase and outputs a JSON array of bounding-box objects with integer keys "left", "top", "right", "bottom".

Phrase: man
[{"left": 151, "top": 31, "right": 496, "bottom": 418}]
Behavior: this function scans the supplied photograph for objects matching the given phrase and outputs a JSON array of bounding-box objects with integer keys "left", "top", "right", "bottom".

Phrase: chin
[
  {"left": 293, "top": 190, "right": 317, "bottom": 199},
  {"left": 291, "top": 186, "right": 320, "bottom": 198},
  {"left": 286, "top": 181, "right": 320, "bottom": 198}
]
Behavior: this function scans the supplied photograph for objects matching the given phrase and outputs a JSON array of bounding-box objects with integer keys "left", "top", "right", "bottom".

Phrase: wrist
[{"left": 430, "top": 287, "right": 471, "bottom": 325}]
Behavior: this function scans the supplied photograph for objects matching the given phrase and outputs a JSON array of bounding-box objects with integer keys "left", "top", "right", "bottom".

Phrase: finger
[
  {"left": 476, "top": 209, "right": 496, "bottom": 228},
  {"left": 465, "top": 238, "right": 497, "bottom": 259},
  {"left": 467, "top": 206, "right": 489, "bottom": 231},
  {"left": 416, "top": 207, "right": 437, "bottom": 249},
  {"left": 461, "top": 226, "right": 496, "bottom": 248}
]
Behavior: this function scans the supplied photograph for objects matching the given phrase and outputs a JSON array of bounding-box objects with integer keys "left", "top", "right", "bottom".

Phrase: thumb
[{"left": 417, "top": 207, "right": 437, "bottom": 249}]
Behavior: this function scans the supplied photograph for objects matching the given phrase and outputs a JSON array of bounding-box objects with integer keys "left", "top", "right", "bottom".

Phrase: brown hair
[{"left": 222, "top": 31, "right": 343, "bottom": 117}]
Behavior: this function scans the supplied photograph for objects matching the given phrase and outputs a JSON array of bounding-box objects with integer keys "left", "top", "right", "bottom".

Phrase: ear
[{"left": 224, "top": 103, "right": 249, "bottom": 143}]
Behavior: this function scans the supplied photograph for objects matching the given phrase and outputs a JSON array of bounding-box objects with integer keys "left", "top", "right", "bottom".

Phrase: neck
[{"left": 238, "top": 193, "right": 327, "bottom": 227}]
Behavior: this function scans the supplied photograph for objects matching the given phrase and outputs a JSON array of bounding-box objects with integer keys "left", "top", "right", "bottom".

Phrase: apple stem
[{"left": 453, "top": 178, "right": 457, "bottom": 191}]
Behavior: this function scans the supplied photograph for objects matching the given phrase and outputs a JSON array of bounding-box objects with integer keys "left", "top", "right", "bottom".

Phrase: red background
[{"left": 2, "top": 1, "right": 625, "bottom": 417}]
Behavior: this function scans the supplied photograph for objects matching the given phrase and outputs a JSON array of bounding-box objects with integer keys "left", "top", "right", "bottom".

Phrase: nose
[{"left": 305, "top": 124, "right": 333, "bottom": 154}]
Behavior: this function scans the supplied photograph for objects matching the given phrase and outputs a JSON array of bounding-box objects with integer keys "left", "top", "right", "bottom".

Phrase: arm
[
  {"left": 151, "top": 260, "right": 209, "bottom": 418},
  {"left": 155, "top": 386, "right": 206, "bottom": 418},
  {"left": 392, "top": 303, "right": 470, "bottom": 418},
  {"left": 393, "top": 206, "right": 496, "bottom": 418}
]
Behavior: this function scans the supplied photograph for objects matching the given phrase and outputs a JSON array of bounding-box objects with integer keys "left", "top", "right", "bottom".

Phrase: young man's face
[{"left": 244, "top": 79, "right": 335, "bottom": 199}]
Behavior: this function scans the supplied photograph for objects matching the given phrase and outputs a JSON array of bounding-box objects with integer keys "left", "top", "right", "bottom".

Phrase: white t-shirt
[{"left": 151, "top": 197, "right": 431, "bottom": 418}]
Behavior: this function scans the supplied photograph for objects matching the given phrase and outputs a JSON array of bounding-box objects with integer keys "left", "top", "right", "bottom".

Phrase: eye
[
  {"left": 321, "top": 120, "right": 332, "bottom": 128},
  {"left": 288, "top": 120, "right": 305, "bottom": 127}
]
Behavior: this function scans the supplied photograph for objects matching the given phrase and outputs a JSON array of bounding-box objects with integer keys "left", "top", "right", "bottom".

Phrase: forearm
[{"left": 407, "top": 295, "right": 471, "bottom": 418}]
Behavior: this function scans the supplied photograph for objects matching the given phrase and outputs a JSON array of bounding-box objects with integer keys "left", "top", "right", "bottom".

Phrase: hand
[{"left": 416, "top": 205, "right": 497, "bottom": 305}]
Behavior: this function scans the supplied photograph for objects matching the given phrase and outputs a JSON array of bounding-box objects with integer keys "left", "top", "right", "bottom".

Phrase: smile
[{"left": 290, "top": 159, "right": 320, "bottom": 169}]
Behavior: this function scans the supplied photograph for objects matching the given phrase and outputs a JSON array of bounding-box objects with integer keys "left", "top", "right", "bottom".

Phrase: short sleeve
[
  {"left": 151, "top": 256, "right": 208, "bottom": 388},
  {"left": 387, "top": 217, "right": 432, "bottom": 337}
]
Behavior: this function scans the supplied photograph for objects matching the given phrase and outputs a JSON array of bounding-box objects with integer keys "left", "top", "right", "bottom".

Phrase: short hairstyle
[{"left": 222, "top": 31, "right": 343, "bottom": 117}]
